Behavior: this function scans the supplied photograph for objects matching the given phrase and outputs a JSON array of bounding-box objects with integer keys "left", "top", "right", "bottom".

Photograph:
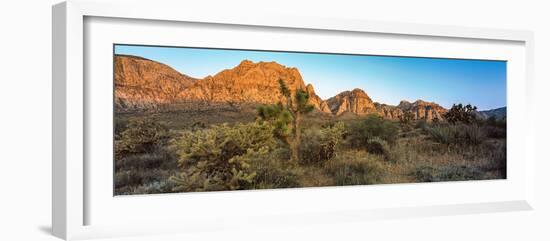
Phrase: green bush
[
  {"left": 114, "top": 168, "right": 175, "bottom": 191},
  {"left": 114, "top": 118, "right": 178, "bottom": 195},
  {"left": 411, "top": 165, "right": 484, "bottom": 182},
  {"left": 300, "top": 122, "right": 345, "bottom": 164},
  {"left": 425, "top": 124, "right": 486, "bottom": 146},
  {"left": 114, "top": 151, "right": 177, "bottom": 172},
  {"left": 415, "top": 119, "right": 428, "bottom": 130},
  {"left": 170, "top": 122, "right": 276, "bottom": 192},
  {"left": 324, "top": 151, "right": 385, "bottom": 185},
  {"left": 115, "top": 119, "right": 171, "bottom": 159},
  {"left": 364, "top": 136, "right": 389, "bottom": 155},
  {"left": 347, "top": 114, "right": 398, "bottom": 148},
  {"left": 462, "top": 124, "right": 487, "bottom": 145},
  {"left": 424, "top": 124, "right": 459, "bottom": 145},
  {"left": 437, "top": 165, "right": 484, "bottom": 181},
  {"left": 412, "top": 166, "right": 437, "bottom": 182},
  {"left": 249, "top": 150, "right": 301, "bottom": 189}
]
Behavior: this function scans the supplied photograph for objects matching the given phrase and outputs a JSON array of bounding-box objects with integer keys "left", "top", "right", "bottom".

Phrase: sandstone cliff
[
  {"left": 326, "top": 88, "right": 377, "bottom": 115},
  {"left": 397, "top": 100, "right": 446, "bottom": 121},
  {"left": 114, "top": 57, "right": 448, "bottom": 121},
  {"left": 176, "top": 60, "right": 333, "bottom": 113},
  {"left": 114, "top": 55, "right": 197, "bottom": 111},
  {"left": 325, "top": 90, "right": 446, "bottom": 121}
]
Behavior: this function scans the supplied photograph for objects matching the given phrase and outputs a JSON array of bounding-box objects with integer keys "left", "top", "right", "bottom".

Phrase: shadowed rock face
[{"left": 114, "top": 56, "right": 447, "bottom": 120}]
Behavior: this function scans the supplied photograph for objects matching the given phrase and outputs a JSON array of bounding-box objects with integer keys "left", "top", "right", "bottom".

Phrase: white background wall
[{"left": 0, "top": 0, "right": 548, "bottom": 240}]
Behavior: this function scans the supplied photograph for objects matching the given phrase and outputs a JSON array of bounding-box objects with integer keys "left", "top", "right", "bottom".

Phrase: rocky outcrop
[
  {"left": 114, "top": 57, "right": 448, "bottom": 121},
  {"left": 397, "top": 100, "right": 446, "bottom": 121},
  {"left": 326, "top": 88, "right": 377, "bottom": 115},
  {"left": 179, "top": 60, "right": 304, "bottom": 104},
  {"left": 374, "top": 103, "right": 404, "bottom": 120},
  {"left": 114, "top": 55, "right": 197, "bottom": 111},
  {"left": 306, "top": 84, "right": 332, "bottom": 113}
]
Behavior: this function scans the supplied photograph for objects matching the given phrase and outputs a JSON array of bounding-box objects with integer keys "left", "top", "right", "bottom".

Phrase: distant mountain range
[
  {"left": 478, "top": 107, "right": 507, "bottom": 120},
  {"left": 114, "top": 55, "right": 505, "bottom": 121}
]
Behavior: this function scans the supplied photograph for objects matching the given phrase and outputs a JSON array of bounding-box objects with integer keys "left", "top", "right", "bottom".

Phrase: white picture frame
[{"left": 52, "top": 0, "right": 535, "bottom": 240}]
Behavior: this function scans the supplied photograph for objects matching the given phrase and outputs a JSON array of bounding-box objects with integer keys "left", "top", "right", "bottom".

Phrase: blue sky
[{"left": 115, "top": 44, "right": 506, "bottom": 110}]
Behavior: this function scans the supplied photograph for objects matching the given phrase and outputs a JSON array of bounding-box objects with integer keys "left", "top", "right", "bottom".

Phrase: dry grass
[{"left": 114, "top": 112, "right": 506, "bottom": 195}]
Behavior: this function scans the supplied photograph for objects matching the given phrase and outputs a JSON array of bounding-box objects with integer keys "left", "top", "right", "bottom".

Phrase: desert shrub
[
  {"left": 425, "top": 124, "right": 486, "bottom": 146},
  {"left": 462, "top": 124, "right": 487, "bottom": 145},
  {"left": 365, "top": 136, "right": 389, "bottom": 155},
  {"left": 250, "top": 151, "right": 301, "bottom": 189},
  {"left": 411, "top": 165, "right": 484, "bottom": 182},
  {"left": 115, "top": 170, "right": 143, "bottom": 189},
  {"left": 114, "top": 168, "right": 175, "bottom": 190},
  {"left": 114, "top": 151, "right": 176, "bottom": 171},
  {"left": 484, "top": 126, "right": 506, "bottom": 139},
  {"left": 170, "top": 122, "right": 276, "bottom": 192},
  {"left": 347, "top": 115, "right": 398, "bottom": 148},
  {"left": 399, "top": 112, "right": 415, "bottom": 132},
  {"left": 115, "top": 119, "right": 171, "bottom": 159},
  {"left": 412, "top": 166, "right": 437, "bottom": 182},
  {"left": 300, "top": 122, "right": 345, "bottom": 164},
  {"left": 114, "top": 118, "right": 129, "bottom": 138},
  {"left": 324, "top": 151, "right": 385, "bottom": 185},
  {"left": 484, "top": 117, "right": 506, "bottom": 139},
  {"left": 129, "top": 180, "right": 178, "bottom": 195},
  {"left": 114, "top": 119, "right": 178, "bottom": 194},
  {"left": 443, "top": 103, "right": 478, "bottom": 124},
  {"left": 424, "top": 124, "right": 460, "bottom": 145},
  {"left": 399, "top": 111, "right": 415, "bottom": 126},
  {"left": 415, "top": 119, "right": 428, "bottom": 130},
  {"left": 481, "top": 141, "right": 507, "bottom": 177}
]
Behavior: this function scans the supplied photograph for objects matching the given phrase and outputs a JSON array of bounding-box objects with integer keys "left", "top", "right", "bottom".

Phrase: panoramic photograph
[{"left": 113, "top": 44, "right": 507, "bottom": 195}]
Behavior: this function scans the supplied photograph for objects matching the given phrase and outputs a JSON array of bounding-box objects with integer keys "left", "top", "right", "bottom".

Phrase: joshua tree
[
  {"left": 257, "top": 79, "right": 314, "bottom": 163},
  {"left": 443, "top": 103, "right": 478, "bottom": 124}
]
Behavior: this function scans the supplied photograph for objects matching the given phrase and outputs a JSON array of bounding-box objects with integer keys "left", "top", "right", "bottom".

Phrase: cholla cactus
[{"left": 170, "top": 122, "right": 275, "bottom": 192}]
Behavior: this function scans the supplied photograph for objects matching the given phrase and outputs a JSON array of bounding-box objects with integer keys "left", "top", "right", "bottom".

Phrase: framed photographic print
[{"left": 52, "top": 0, "right": 535, "bottom": 240}]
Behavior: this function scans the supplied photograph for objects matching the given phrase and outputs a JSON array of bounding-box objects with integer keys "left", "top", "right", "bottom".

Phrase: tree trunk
[{"left": 290, "top": 112, "right": 301, "bottom": 163}]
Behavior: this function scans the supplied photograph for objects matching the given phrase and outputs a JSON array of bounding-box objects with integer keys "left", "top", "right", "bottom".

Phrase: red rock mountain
[
  {"left": 397, "top": 100, "right": 446, "bottom": 120},
  {"left": 326, "top": 89, "right": 377, "bottom": 115},
  {"left": 114, "top": 55, "right": 197, "bottom": 111},
  {"left": 114, "top": 55, "right": 447, "bottom": 120},
  {"left": 325, "top": 89, "right": 446, "bottom": 121},
  {"left": 179, "top": 60, "right": 309, "bottom": 105}
]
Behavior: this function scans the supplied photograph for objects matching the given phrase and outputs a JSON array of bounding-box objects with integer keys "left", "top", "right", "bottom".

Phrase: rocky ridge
[
  {"left": 115, "top": 55, "right": 448, "bottom": 120},
  {"left": 114, "top": 55, "right": 197, "bottom": 111}
]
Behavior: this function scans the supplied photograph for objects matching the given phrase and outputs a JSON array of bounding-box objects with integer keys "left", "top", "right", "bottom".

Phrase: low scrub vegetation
[
  {"left": 114, "top": 103, "right": 507, "bottom": 195},
  {"left": 170, "top": 122, "right": 276, "bottom": 192},
  {"left": 300, "top": 122, "right": 345, "bottom": 164},
  {"left": 347, "top": 114, "right": 398, "bottom": 147},
  {"left": 325, "top": 150, "right": 385, "bottom": 185}
]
